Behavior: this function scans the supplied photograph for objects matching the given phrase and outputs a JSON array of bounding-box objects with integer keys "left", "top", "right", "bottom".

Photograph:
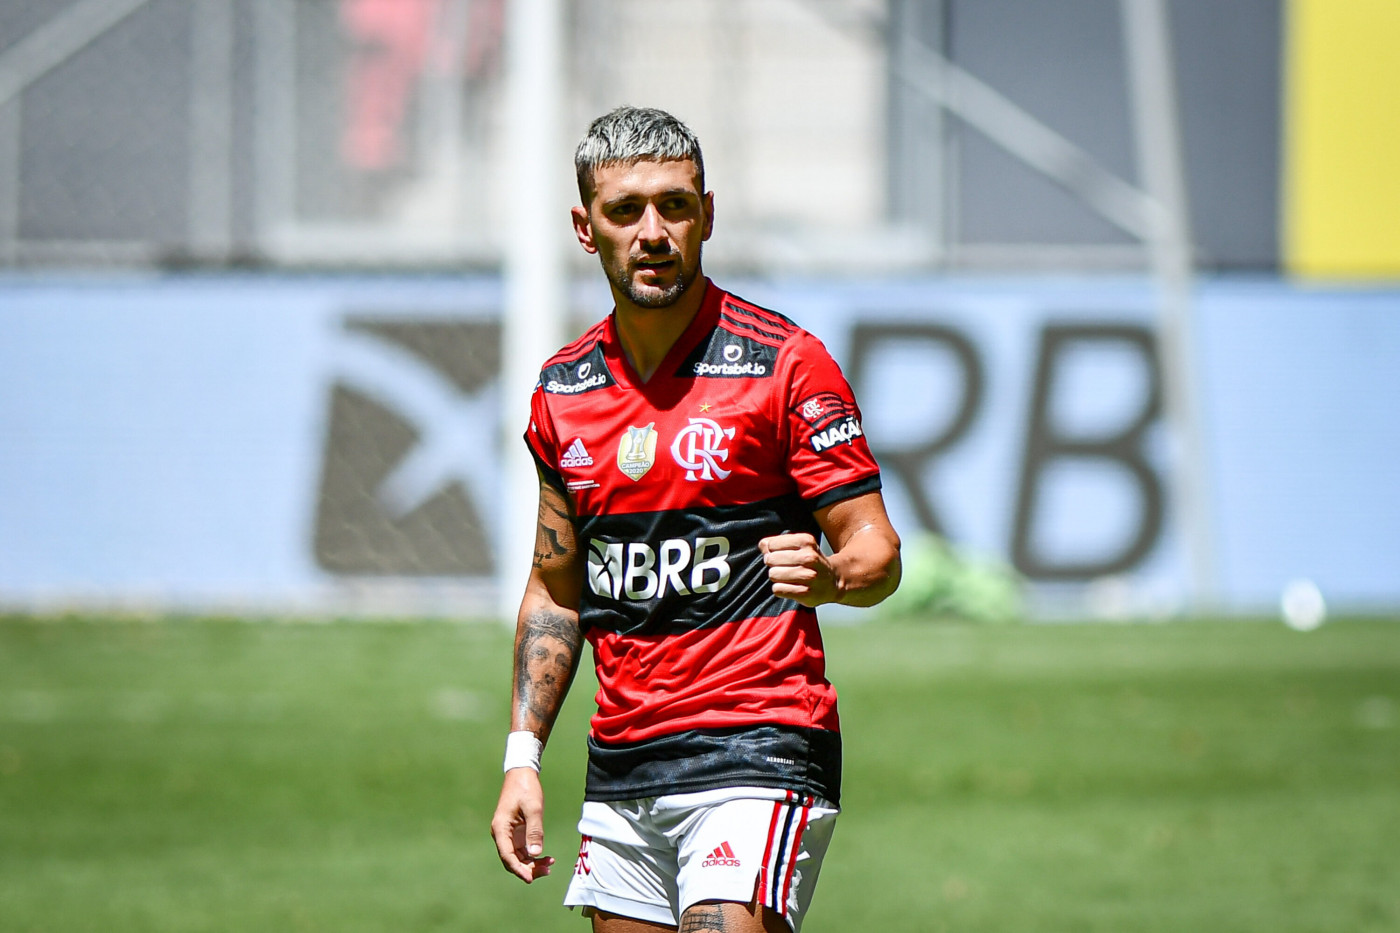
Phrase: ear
[
  {"left": 571, "top": 205, "right": 598, "bottom": 254},
  {"left": 700, "top": 191, "right": 715, "bottom": 242}
]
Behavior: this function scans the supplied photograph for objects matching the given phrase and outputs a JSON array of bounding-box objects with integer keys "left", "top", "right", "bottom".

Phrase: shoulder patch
[
  {"left": 793, "top": 391, "right": 864, "bottom": 452},
  {"left": 678, "top": 328, "right": 780, "bottom": 379},
  {"left": 793, "top": 391, "right": 856, "bottom": 430},
  {"left": 542, "top": 343, "right": 615, "bottom": 395}
]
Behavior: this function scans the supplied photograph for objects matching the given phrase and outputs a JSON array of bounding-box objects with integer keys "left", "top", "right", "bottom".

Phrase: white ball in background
[{"left": 1280, "top": 578, "right": 1327, "bottom": 631}]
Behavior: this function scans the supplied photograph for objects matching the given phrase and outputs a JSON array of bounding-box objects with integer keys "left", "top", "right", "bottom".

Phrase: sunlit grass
[{"left": 0, "top": 616, "right": 1396, "bottom": 932}]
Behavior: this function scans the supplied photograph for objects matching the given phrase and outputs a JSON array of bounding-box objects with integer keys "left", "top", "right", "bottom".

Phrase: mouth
[{"left": 634, "top": 255, "right": 678, "bottom": 275}]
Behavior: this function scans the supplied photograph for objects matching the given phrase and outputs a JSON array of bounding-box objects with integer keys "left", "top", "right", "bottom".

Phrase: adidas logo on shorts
[
  {"left": 560, "top": 438, "right": 594, "bottom": 468},
  {"left": 700, "top": 841, "right": 741, "bottom": 868}
]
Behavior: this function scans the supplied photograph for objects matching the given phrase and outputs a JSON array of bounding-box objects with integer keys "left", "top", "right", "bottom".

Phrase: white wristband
[{"left": 503, "top": 731, "right": 543, "bottom": 773}]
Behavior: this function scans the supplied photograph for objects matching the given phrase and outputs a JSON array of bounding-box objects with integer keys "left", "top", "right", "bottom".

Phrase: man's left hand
[{"left": 759, "top": 533, "right": 839, "bottom": 607}]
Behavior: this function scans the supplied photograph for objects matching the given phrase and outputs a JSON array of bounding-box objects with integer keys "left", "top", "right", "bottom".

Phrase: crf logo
[
  {"left": 575, "top": 835, "right": 592, "bottom": 875},
  {"left": 587, "top": 536, "right": 731, "bottom": 600},
  {"left": 671, "top": 417, "right": 736, "bottom": 481},
  {"left": 792, "top": 391, "right": 854, "bottom": 430}
]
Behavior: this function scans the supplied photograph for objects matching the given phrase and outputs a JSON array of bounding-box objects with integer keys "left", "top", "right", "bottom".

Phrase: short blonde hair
[{"left": 574, "top": 106, "right": 705, "bottom": 203}]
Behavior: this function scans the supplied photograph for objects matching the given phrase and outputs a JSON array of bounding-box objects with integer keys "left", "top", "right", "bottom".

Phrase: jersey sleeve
[
  {"left": 782, "top": 332, "right": 882, "bottom": 510},
  {"left": 524, "top": 379, "right": 567, "bottom": 493}
]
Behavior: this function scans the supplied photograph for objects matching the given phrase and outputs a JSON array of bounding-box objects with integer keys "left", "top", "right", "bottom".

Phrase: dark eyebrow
[{"left": 601, "top": 188, "right": 697, "bottom": 210}]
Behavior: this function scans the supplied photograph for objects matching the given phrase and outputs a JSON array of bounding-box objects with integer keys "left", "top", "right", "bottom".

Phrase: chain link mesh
[{"left": 0, "top": 0, "right": 886, "bottom": 269}]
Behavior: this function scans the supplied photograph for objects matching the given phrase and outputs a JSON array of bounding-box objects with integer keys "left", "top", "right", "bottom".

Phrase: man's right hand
[{"left": 490, "top": 768, "right": 555, "bottom": 883}]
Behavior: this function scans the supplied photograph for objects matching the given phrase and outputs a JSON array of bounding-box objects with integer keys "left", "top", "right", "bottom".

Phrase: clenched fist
[{"left": 759, "top": 532, "right": 840, "bottom": 607}]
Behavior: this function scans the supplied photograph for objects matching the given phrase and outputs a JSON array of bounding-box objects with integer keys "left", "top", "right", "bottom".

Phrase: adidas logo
[
  {"left": 700, "top": 841, "right": 741, "bottom": 868},
  {"left": 560, "top": 438, "right": 594, "bottom": 468}
]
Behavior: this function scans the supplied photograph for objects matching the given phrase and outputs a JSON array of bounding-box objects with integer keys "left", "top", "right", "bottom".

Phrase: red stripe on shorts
[
  {"left": 780, "top": 797, "right": 813, "bottom": 910},
  {"left": 759, "top": 792, "right": 790, "bottom": 906}
]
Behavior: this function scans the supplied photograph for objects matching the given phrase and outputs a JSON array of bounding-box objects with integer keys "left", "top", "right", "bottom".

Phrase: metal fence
[{"left": 0, "top": 0, "right": 1279, "bottom": 273}]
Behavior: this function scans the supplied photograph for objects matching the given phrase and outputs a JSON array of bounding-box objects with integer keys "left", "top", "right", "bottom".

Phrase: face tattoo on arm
[{"left": 513, "top": 609, "right": 582, "bottom": 742}]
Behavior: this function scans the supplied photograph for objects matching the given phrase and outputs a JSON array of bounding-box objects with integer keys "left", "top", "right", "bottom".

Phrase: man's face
[{"left": 572, "top": 158, "right": 713, "bottom": 309}]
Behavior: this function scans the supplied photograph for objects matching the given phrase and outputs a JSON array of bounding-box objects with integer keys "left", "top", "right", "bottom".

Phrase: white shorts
[{"left": 563, "top": 786, "right": 838, "bottom": 932}]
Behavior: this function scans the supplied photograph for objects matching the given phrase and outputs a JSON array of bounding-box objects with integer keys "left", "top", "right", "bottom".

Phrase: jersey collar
[{"left": 605, "top": 277, "right": 723, "bottom": 390}]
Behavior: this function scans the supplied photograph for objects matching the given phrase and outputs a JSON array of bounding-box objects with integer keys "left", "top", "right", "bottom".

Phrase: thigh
[
  {"left": 677, "top": 899, "right": 788, "bottom": 933},
  {"left": 592, "top": 908, "right": 677, "bottom": 933}
]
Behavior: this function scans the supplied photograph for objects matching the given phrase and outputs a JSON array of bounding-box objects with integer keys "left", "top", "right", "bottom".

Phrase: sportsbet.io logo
[
  {"left": 312, "top": 315, "right": 500, "bottom": 576},
  {"left": 693, "top": 343, "right": 767, "bottom": 377},
  {"left": 546, "top": 359, "right": 607, "bottom": 394}
]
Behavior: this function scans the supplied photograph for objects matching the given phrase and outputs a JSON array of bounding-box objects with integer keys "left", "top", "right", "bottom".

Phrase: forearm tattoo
[
  {"left": 679, "top": 905, "right": 736, "bottom": 933},
  {"left": 531, "top": 495, "right": 573, "bottom": 570},
  {"left": 513, "top": 609, "right": 582, "bottom": 741}
]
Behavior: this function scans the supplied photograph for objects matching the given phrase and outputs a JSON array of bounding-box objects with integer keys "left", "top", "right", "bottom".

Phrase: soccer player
[{"left": 490, "top": 106, "right": 902, "bottom": 933}]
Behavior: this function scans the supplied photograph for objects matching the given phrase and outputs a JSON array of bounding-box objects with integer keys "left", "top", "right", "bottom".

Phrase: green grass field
[{"left": 1, "top": 615, "right": 1397, "bottom": 932}]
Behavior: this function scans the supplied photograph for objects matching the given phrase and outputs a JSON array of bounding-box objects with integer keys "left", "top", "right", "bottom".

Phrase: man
[{"left": 490, "top": 106, "right": 901, "bottom": 933}]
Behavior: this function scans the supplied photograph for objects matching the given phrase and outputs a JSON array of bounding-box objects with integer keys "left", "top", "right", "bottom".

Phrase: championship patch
[{"left": 616, "top": 423, "right": 657, "bottom": 481}]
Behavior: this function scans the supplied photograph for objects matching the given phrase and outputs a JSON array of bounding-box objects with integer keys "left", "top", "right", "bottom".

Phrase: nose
[{"left": 638, "top": 203, "right": 666, "bottom": 246}]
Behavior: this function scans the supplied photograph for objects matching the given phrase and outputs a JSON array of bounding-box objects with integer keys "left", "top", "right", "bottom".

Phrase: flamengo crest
[
  {"left": 617, "top": 423, "right": 657, "bottom": 481},
  {"left": 671, "top": 417, "right": 736, "bottom": 482}
]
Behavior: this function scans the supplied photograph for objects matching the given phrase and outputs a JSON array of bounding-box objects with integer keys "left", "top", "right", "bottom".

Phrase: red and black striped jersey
[{"left": 524, "top": 280, "right": 881, "bottom": 805}]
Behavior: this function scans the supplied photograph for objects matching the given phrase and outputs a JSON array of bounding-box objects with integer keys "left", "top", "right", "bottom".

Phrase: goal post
[{"left": 499, "top": 0, "right": 569, "bottom": 624}]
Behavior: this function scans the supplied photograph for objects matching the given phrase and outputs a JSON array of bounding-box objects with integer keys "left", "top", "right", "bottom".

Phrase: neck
[{"left": 612, "top": 276, "right": 708, "bottom": 382}]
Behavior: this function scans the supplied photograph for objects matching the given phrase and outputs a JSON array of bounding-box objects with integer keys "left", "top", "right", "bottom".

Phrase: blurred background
[
  {"left": 2, "top": 0, "right": 1398, "bottom": 620},
  {"left": 1, "top": 3, "right": 1398, "bottom": 931},
  {"left": 1, "top": 0, "right": 1398, "bottom": 620}
]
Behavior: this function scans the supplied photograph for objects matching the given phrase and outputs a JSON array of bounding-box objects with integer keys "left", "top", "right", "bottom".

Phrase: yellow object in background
[{"left": 1284, "top": 0, "right": 1400, "bottom": 278}]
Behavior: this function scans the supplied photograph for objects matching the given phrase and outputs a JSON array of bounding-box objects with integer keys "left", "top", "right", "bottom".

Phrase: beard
[{"left": 605, "top": 245, "right": 702, "bottom": 309}]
